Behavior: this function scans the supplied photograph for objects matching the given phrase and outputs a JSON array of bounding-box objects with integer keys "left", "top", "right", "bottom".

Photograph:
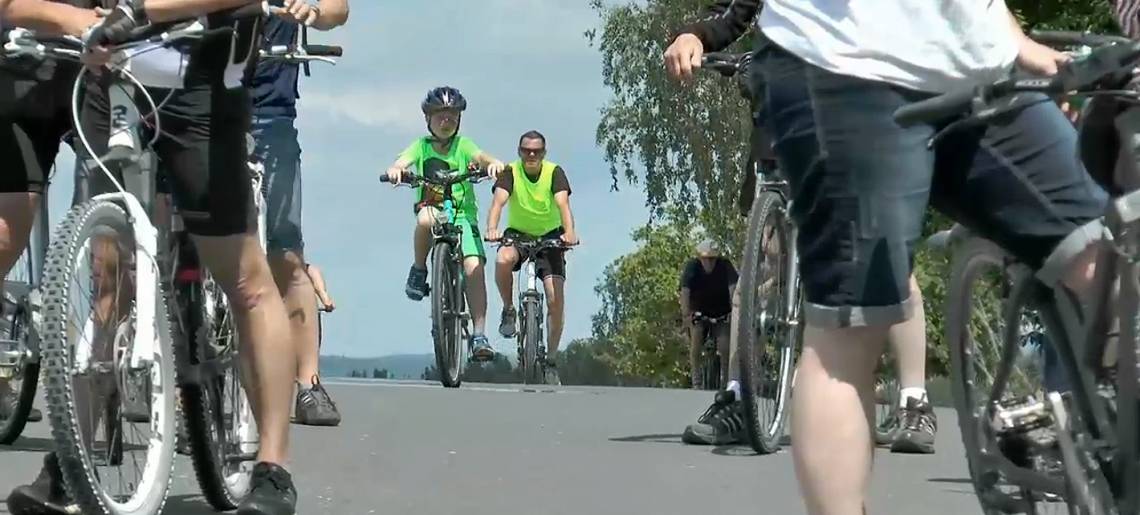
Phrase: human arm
[
  {"left": 1006, "top": 9, "right": 1069, "bottom": 76},
  {"left": 3, "top": 0, "right": 100, "bottom": 36},
  {"left": 551, "top": 167, "right": 577, "bottom": 244},
  {"left": 306, "top": 264, "right": 335, "bottom": 311},
  {"left": 142, "top": 0, "right": 260, "bottom": 23},
  {"left": 486, "top": 180, "right": 510, "bottom": 241},
  {"left": 473, "top": 151, "right": 506, "bottom": 178},
  {"left": 679, "top": 261, "right": 697, "bottom": 324},
  {"left": 271, "top": 0, "right": 347, "bottom": 29},
  {"left": 664, "top": 0, "right": 762, "bottom": 80},
  {"left": 384, "top": 142, "right": 419, "bottom": 184}
]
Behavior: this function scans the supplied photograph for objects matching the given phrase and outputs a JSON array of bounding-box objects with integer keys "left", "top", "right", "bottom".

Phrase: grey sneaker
[
  {"left": 294, "top": 376, "right": 341, "bottom": 427},
  {"left": 874, "top": 409, "right": 900, "bottom": 447},
  {"left": 891, "top": 397, "right": 937, "bottom": 454},
  {"left": 543, "top": 362, "right": 561, "bottom": 386},
  {"left": 499, "top": 306, "right": 517, "bottom": 338},
  {"left": 471, "top": 335, "right": 494, "bottom": 361},
  {"left": 683, "top": 390, "right": 743, "bottom": 445},
  {"left": 236, "top": 462, "right": 297, "bottom": 515},
  {"left": 405, "top": 266, "right": 429, "bottom": 301}
]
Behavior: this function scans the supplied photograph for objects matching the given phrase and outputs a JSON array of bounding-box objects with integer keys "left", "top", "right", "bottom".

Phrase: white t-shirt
[{"left": 759, "top": 0, "right": 1020, "bottom": 93}]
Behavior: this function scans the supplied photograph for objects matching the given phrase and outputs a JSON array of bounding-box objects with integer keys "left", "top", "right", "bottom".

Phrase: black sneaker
[
  {"left": 236, "top": 462, "right": 297, "bottom": 515},
  {"left": 6, "top": 452, "right": 79, "bottom": 515},
  {"left": 891, "top": 397, "right": 937, "bottom": 454},
  {"left": 682, "top": 390, "right": 743, "bottom": 445},
  {"left": 499, "top": 306, "right": 517, "bottom": 338},
  {"left": 543, "top": 361, "right": 561, "bottom": 386},
  {"left": 294, "top": 376, "right": 341, "bottom": 427},
  {"left": 405, "top": 266, "right": 429, "bottom": 301}
]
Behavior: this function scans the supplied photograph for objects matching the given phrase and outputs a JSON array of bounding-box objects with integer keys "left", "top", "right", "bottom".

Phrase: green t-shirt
[{"left": 398, "top": 135, "right": 482, "bottom": 221}]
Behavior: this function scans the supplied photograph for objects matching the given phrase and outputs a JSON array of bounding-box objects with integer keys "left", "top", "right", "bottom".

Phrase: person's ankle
[
  {"left": 899, "top": 387, "right": 927, "bottom": 407},
  {"left": 725, "top": 380, "right": 741, "bottom": 399}
]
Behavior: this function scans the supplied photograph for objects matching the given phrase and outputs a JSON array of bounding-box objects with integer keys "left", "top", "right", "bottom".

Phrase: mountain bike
[
  {"left": 894, "top": 30, "right": 1140, "bottom": 515},
  {"left": 486, "top": 234, "right": 574, "bottom": 385},
  {"left": 692, "top": 312, "right": 729, "bottom": 391},
  {"left": 702, "top": 51, "right": 798, "bottom": 454},
  {"left": 5, "top": 12, "right": 262, "bottom": 513},
  {"left": 381, "top": 165, "right": 490, "bottom": 388},
  {"left": 0, "top": 186, "right": 49, "bottom": 444}
]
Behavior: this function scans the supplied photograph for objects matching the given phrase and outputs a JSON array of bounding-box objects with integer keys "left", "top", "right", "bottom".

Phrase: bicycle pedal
[{"left": 991, "top": 397, "right": 1052, "bottom": 435}]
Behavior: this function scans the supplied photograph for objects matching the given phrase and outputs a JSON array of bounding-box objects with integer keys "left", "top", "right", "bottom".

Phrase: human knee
[
  {"left": 496, "top": 248, "right": 518, "bottom": 268},
  {"left": 416, "top": 208, "right": 437, "bottom": 229}
]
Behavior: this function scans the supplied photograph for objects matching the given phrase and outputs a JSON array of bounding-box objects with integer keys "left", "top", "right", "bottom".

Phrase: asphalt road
[{"left": 0, "top": 380, "right": 983, "bottom": 514}]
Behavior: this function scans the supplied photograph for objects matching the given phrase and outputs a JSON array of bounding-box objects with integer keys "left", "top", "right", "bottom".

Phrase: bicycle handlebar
[
  {"left": 484, "top": 236, "right": 578, "bottom": 250},
  {"left": 893, "top": 31, "right": 1140, "bottom": 128},
  {"left": 701, "top": 52, "right": 750, "bottom": 78},
  {"left": 378, "top": 168, "right": 491, "bottom": 187},
  {"left": 1027, "top": 29, "right": 1132, "bottom": 48},
  {"left": 692, "top": 312, "right": 729, "bottom": 324}
]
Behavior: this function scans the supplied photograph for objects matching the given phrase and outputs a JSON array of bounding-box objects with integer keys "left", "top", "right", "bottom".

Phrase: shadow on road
[
  {"left": 710, "top": 445, "right": 758, "bottom": 457},
  {"left": 609, "top": 433, "right": 683, "bottom": 444},
  {"left": 163, "top": 494, "right": 214, "bottom": 514},
  {"left": 0, "top": 437, "right": 55, "bottom": 453},
  {"left": 927, "top": 477, "right": 973, "bottom": 484}
]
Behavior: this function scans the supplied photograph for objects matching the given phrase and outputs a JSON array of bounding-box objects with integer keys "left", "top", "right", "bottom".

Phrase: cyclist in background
[
  {"left": 251, "top": 0, "right": 348, "bottom": 428},
  {"left": 665, "top": 0, "right": 938, "bottom": 454},
  {"left": 485, "top": 130, "right": 579, "bottom": 386},
  {"left": 384, "top": 86, "right": 506, "bottom": 361},
  {"left": 680, "top": 240, "right": 736, "bottom": 397}
]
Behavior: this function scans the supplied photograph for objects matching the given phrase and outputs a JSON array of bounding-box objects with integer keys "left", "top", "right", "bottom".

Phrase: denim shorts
[
  {"left": 252, "top": 115, "right": 303, "bottom": 253},
  {"left": 755, "top": 36, "right": 1108, "bottom": 329}
]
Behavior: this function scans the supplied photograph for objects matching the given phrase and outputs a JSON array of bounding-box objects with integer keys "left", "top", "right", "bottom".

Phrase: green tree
[
  {"left": 1008, "top": 0, "right": 1114, "bottom": 31},
  {"left": 592, "top": 215, "right": 709, "bottom": 386},
  {"left": 556, "top": 338, "right": 620, "bottom": 386},
  {"left": 587, "top": 0, "right": 749, "bottom": 245}
]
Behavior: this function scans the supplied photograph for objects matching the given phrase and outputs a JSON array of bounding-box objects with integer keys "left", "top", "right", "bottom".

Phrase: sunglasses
[{"left": 518, "top": 147, "right": 546, "bottom": 157}]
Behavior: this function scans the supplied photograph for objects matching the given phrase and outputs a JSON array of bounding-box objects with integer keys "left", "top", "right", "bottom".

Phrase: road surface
[{"left": 0, "top": 379, "right": 981, "bottom": 514}]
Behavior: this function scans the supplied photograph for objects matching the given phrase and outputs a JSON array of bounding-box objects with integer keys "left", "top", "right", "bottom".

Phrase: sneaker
[
  {"left": 470, "top": 335, "right": 494, "bottom": 361},
  {"left": 6, "top": 452, "right": 79, "bottom": 515},
  {"left": 874, "top": 409, "right": 900, "bottom": 447},
  {"left": 405, "top": 266, "right": 429, "bottom": 301},
  {"left": 498, "top": 306, "right": 517, "bottom": 338},
  {"left": 236, "top": 462, "right": 297, "bottom": 515},
  {"left": 0, "top": 397, "right": 41, "bottom": 423},
  {"left": 891, "top": 397, "right": 937, "bottom": 454},
  {"left": 682, "top": 390, "right": 744, "bottom": 445},
  {"left": 294, "top": 376, "right": 341, "bottom": 427},
  {"left": 543, "top": 361, "right": 561, "bottom": 386}
]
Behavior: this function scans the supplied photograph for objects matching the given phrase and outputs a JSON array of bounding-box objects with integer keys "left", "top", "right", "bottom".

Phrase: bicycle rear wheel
[
  {"left": 431, "top": 242, "right": 463, "bottom": 388},
  {"left": 40, "top": 200, "right": 175, "bottom": 514},
  {"left": 737, "top": 191, "right": 797, "bottom": 454},
  {"left": 176, "top": 263, "right": 256, "bottom": 510},
  {"left": 0, "top": 244, "right": 39, "bottom": 444}
]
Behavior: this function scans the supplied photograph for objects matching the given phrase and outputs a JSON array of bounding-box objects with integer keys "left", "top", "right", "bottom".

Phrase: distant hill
[{"left": 320, "top": 354, "right": 436, "bottom": 380}]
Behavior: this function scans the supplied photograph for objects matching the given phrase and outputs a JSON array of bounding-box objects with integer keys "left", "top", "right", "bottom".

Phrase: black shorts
[
  {"left": 504, "top": 228, "right": 567, "bottom": 281},
  {"left": 74, "top": 77, "right": 252, "bottom": 236},
  {"left": 0, "top": 63, "right": 80, "bottom": 194}
]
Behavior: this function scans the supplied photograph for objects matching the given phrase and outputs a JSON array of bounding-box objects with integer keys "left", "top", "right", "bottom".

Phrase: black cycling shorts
[
  {"left": 0, "top": 62, "right": 80, "bottom": 194},
  {"left": 75, "top": 76, "right": 252, "bottom": 236},
  {"left": 504, "top": 228, "right": 567, "bottom": 281}
]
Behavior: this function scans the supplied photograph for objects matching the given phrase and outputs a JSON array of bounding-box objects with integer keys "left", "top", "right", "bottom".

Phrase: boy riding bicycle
[
  {"left": 383, "top": 86, "right": 505, "bottom": 360},
  {"left": 485, "top": 130, "right": 578, "bottom": 385}
]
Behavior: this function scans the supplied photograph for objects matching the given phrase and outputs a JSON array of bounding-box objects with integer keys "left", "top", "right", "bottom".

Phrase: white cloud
[{"left": 299, "top": 87, "right": 425, "bottom": 132}]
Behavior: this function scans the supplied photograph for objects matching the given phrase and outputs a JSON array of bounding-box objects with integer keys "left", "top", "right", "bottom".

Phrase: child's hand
[
  {"left": 385, "top": 166, "right": 405, "bottom": 184},
  {"left": 486, "top": 160, "right": 505, "bottom": 179}
]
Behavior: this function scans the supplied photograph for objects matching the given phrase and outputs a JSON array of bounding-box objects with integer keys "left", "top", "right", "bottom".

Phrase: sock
[
  {"left": 725, "top": 380, "right": 741, "bottom": 399},
  {"left": 899, "top": 387, "right": 927, "bottom": 408},
  {"left": 297, "top": 382, "right": 313, "bottom": 391}
]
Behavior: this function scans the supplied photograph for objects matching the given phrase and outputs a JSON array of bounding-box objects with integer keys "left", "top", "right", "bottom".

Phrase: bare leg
[
  {"left": 414, "top": 209, "right": 437, "bottom": 269},
  {"left": 268, "top": 250, "right": 319, "bottom": 386},
  {"left": 193, "top": 234, "right": 294, "bottom": 465},
  {"left": 888, "top": 275, "right": 927, "bottom": 402},
  {"left": 495, "top": 247, "right": 517, "bottom": 307},
  {"left": 689, "top": 322, "right": 703, "bottom": 389},
  {"left": 0, "top": 193, "right": 37, "bottom": 395},
  {"left": 463, "top": 257, "right": 487, "bottom": 335},
  {"left": 793, "top": 324, "right": 886, "bottom": 515},
  {"left": 543, "top": 277, "right": 565, "bottom": 358}
]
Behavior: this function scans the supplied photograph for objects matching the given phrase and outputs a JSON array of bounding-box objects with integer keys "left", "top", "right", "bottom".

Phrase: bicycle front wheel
[
  {"left": 737, "top": 191, "right": 797, "bottom": 455},
  {"left": 40, "top": 200, "right": 176, "bottom": 515},
  {"left": 520, "top": 298, "right": 541, "bottom": 385},
  {"left": 431, "top": 241, "right": 463, "bottom": 388},
  {"left": 0, "top": 243, "right": 40, "bottom": 444}
]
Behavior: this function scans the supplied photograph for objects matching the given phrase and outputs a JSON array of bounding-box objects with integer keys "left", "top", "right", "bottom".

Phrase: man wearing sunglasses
[{"left": 485, "top": 130, "right": 578, "bottom": 385}]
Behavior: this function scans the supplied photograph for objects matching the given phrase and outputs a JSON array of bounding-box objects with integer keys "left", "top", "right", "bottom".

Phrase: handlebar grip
[
  {"left": 379, "top": 175, "right": 391, "bottom": 183},
  {"left": 226, "top": 1, "right": 270, "bottom": 19},
  {"left": 892, "top": 87, "right": 977, "bottom": 127},
  {"left": 304, "top": 44, "right": 343, "bottom": 57}
]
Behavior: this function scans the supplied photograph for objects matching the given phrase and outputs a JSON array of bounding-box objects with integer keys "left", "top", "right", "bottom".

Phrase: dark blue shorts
[{"left": 755, "top": 36, "right": 1108, "bottom": 328}]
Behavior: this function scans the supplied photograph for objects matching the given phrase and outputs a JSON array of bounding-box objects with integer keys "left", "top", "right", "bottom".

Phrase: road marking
[{"left": 322, "top": 379, "right": 580, "bottom": 394}]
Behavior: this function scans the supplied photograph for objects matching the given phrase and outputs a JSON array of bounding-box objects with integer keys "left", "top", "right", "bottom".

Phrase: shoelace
[
  {"left": 698, "top": 400, "right": 728, "bottom": 423},
  {"left": 257, "top": 466, "right": 293, "bottom": 494},
  {"left": 901, "top": 407, "right": 936, "bottom": 434},
  {"left": 712, "top": 404, "right": 744, "bottom": 432}
]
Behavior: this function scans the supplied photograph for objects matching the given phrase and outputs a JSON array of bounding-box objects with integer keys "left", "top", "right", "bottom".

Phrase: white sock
[
  {"left": 899, "top": 387, "right": 927, "bottom": 408},
  {"left": 725, "top": 380, "right": 741, "bottom": 399}
]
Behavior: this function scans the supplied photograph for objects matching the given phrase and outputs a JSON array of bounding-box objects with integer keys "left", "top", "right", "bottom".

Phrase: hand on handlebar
[
  {"left": 663, "top": 33, "right": 704, "bottom": 81},
  {"left": 384, "top": 166, "right": 407, "bottom": 185},
  {"left": 485, "top": 227, "right": 503, "bottom": 242},
  {"left": 82, "top": 2, "right": 142, "bottom": 48},
  {"left": 271, "top": 0, "right": 319, "bottom": 26},
  {"left": 486, "top": 160, "right": 506, "bottom": 180},
  {"left": 1016, "top": 38, "right": 1072, "bottom": 77},
  {"left": 560, "top": 231, "right": 579, "bottom": 246}
]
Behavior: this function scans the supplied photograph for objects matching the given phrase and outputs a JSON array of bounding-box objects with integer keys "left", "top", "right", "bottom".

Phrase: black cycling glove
[{"left": 83, "top": 0, "right": 147, "bottom": 47}]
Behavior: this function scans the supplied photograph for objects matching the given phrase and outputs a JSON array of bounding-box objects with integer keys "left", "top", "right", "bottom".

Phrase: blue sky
[{"left": 48, "top": 0, "right": 647, "bottom": 358}]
